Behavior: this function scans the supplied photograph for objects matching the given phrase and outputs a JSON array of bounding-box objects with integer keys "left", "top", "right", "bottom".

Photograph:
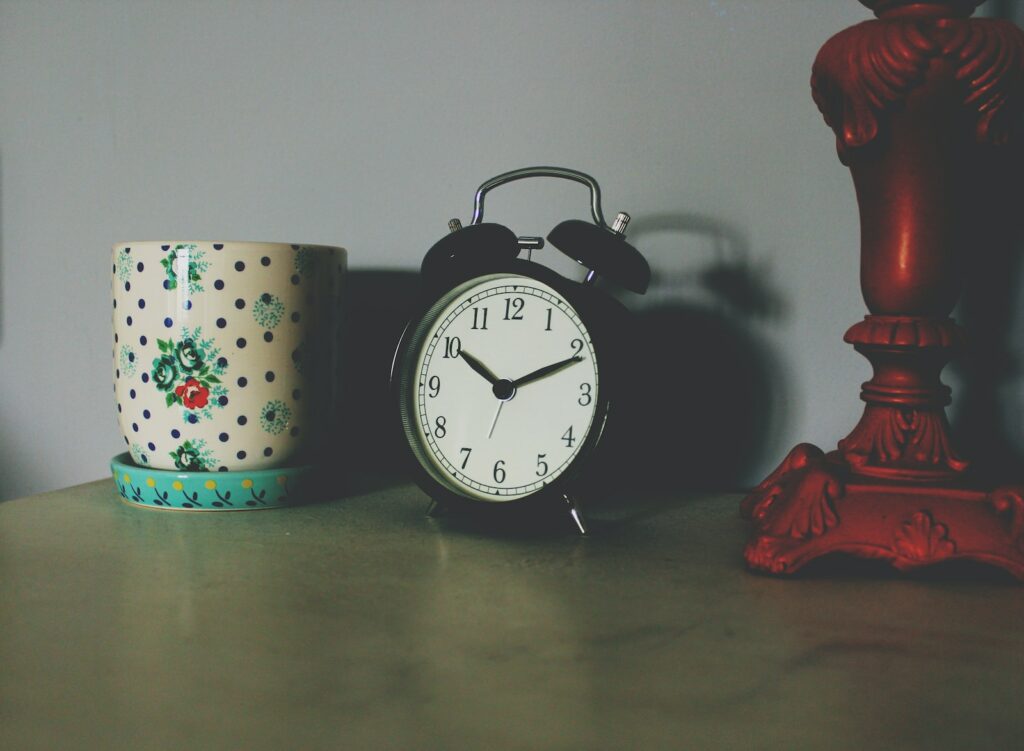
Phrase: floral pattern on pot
[
  {"left": 170, "top": 438, "right": 216, "bottom": 471},
  {"left": 260, "top": 400, "right": 292, "bottom": 435},
  {"left": 252, "top": 292, "right": 285, "bottom": 329},
  {"left": 116, "top": 247, "right": 133, "bottom": 283},
  {"left": 119, "top": 345, "right": 138, "bottom": 378},
  {"left": 151, "top": 327, "right": 228, "bottom": 421},
  {"left": 161, "top": 243, "right": 209, "bottom": 295}
]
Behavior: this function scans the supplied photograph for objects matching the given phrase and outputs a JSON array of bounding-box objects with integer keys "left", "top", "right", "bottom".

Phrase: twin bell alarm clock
[{"left": 391, "top": 167, "right": 649, "bottom": 533}]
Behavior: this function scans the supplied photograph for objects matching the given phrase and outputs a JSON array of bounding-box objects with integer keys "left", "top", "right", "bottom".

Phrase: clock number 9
[
  {"left": 433, "top": 415, "right": 447, "bottom": 438},
  {"left": 427, "top": 375, "right": 440, "bottom": 398}
]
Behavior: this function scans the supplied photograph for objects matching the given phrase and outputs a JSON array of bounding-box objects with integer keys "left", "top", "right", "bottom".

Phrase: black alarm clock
[{"left": 391, "top": 167, "right": 649, "bottom": 533}]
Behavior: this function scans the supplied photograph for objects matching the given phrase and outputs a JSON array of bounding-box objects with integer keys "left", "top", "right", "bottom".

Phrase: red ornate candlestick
[{"left": 741, "top": 0, "right": 1024, "bottom": 578}]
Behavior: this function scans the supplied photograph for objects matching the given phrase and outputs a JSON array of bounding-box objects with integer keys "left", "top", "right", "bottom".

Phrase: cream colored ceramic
[{"left": 112, "top": 241, "right": 345, "bottom": 471}]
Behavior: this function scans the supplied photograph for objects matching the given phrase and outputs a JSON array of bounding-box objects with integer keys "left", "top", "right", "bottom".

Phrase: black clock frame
[{"left": 390, "top": 257, "right": 632, "bottom": 520}]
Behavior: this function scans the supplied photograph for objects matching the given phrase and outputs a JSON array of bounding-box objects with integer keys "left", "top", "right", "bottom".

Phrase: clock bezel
[{"left": 391, "top": 258, "right": 621, "bottom": 509}]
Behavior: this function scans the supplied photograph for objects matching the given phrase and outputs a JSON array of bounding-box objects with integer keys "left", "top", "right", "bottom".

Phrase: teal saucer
[{"left": 110, "top": 453, "right": 323, "bottom": 511}]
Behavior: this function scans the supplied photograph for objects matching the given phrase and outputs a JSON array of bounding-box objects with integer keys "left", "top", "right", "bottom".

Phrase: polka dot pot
[{"left": 113, "top": 241, "right": 345, "bottom": 473}]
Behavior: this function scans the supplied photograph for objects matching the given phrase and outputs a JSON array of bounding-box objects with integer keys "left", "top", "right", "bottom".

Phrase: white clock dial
[{"left": 402, "top": 273, "right": 600, "bottom": 502}]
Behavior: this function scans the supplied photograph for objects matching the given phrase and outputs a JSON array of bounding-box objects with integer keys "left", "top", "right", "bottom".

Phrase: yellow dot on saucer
[
  {"left": 242, "top": 479, "right": 253, "bottom": 489},
  {"left": 123, "top": 474, "right": 130, "bottom": 483},
  {"left": 172, "top": 480, "right": 184, "bottom": 491},
  {"left": 205, "top": 480, "right": 217, "bottom": 490},
  {"left": 146, "top": 478, "right": 156, "bottom": 487},
  {"left": 276, "top": 475, "right": 287, "bottom": 486}
]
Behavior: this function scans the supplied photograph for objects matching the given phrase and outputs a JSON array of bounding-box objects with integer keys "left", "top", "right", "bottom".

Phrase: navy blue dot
[
  {"left": 218, "top": 432, "right": 229, "bottom": 442},
  {"left": 291, "top": 312, "right": 300, "bottom": 323},
  {"left": 141, "top": 373, "right": 149, "bottom": 383},
  {"left": 126, "top": 316, "right": 133, "bottom": 326},
  {"left": 171, "top": 429, "right": 181, "bottom": 438},
  {"left": 147, "top": 442, "right": 156, "bottom": 451},
  {"left": 237, "top": 415, "right": 248, "bottom": 425},
  {"left": 264, "top": 447, "right": 273, "bottom": 457},
  {"left": 113, "top": 299, "right": 117, "bottom": 308},
  {"left": 163, "top": 280, "right": 170, "bottom": 290},
  {"left": 130, "top": 389, "right": 137, "bottom": 399},
  {"left": 128, "top": 352, "right": 135, "bottom": 362},
  {"left": 261, "top": 256, "right": 271, "bottom": 266},
  {"left": 115, "top": 369, "right": 120, "bottom": 379},
  {"left": 234, "top": 261, "right": 245, "bottom": 271},
  {"left": 237, "top": 376, "right": 248, "bottom": 387},
  {"left": 132, "top": 423, "right": 139, "bottom": 432},
  {"left": 265, "top": 371, "right": 275, "bottom": 382},
  {"left": 216, "top": 318, "right": 227, "bottom": 328},
  {"left": 137, "top": 261, "right": 144, "bottom": 272},
  {"left": 112, "top": 263, "right": 117, "bottom": 273},
  {"left": 140, "top": 335, "right": 147, "bottom": 345},
  {"left": 235, "top": 298, "right": 245, "bottom": 309},
  {"left": 214, "top": 243, "right": 224, "bottom": 250},
  {"left": 187, "top": 414, "right": 198, "bottom": 424},
  {"left": 260, "top": 293, "right": 272, "bottom": 304},
  {"left": 237, "top": 450, "right": 247, "bottom": 460},
  {"left": 291, "top": 274, "right": 300, "bottom": 285},
  {"left": 138, "top": 298, "right": 145, "bottom": 309},
  {"left": 218, "top": 466, "right": 228, "bottom": 473},
  {"left": 292, "top": 389, "right": 301, "bottom": 400},
  {"left": 218, "top": 395, "right": 228, "bottom": 406},
  {"left": 117, "top": 403, "right": 122, "bottom": 413},
  {"left": 114, "top": 333, "right": 119, "bottom": 343},
  {"left": 217, "top": 357, "right": 228, "bottom": 368},
  {"left": 214, "top": 279, "right": 224, "bottom": 290},
  {"left": 264, "top": 331, "right": 273, "bottom": 342},
  {"left": 161, "top": 245, "right": 169, "bottom": 250},
  {"left": 143, "top": 409, "right": 151, "bottom": 419},
  {"left": 125, "top": 281, "right": 131, "bottom": 292},
  {"left": 164, "top": 317, "right": 173, "bottom": 328},
  {"left": 124, "top": 436, "right": 129, "bottom": 445},
  {"left": 140, "top": 454, "right": 148, "bottom": 463},
  {"left": 184, "top": 300, "right": 193, "bottom": 310},
  {"left": 266, "top": 410, "right": 276, "bottom": 422}
]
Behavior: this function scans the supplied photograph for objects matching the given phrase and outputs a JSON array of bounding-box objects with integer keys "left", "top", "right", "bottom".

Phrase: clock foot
[{"left": 564, "top": 494, "right": 588, "bottom": 536}]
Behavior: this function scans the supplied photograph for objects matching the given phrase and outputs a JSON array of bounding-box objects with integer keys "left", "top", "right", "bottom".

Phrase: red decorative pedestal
[{"left": 741, "top": 0, "right": 1024, "bottom": 579}]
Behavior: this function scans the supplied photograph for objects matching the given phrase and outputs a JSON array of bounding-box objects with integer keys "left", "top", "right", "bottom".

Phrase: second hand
[{"left": 487, "top": 400, "right": 504, "bottom": 439}]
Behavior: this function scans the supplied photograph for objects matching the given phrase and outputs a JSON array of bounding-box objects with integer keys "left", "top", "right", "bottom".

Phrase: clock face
[{"left": 400, "top": 273, "right": 600, "bottom": 502}]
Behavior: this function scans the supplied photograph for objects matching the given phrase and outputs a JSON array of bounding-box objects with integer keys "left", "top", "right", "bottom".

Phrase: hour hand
[
  {"left": 459, "top": 349, "right": 500, "bottom": 385},
  {"left": 512, "top": 355, "right": 582, "bottom": 389}
]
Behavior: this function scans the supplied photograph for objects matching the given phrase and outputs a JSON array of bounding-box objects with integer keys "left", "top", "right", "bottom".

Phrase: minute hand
[{"left": 512, "top": 355, "right": 583, "bottom": 389}]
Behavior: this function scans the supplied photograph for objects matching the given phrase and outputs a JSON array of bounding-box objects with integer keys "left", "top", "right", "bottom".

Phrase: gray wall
[{"left": 1, "top": 0, "right": 1019, "bottom": 500}]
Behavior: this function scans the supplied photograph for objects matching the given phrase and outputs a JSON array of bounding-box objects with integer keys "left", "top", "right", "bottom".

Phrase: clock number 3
[{"left": 578, "top": 383, "right": 592, "bottom": 406}]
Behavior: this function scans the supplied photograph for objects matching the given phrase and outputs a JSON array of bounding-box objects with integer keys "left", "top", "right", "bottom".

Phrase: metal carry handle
[{"left": 470, "top": 166, "right": 607, "bottom": 229}]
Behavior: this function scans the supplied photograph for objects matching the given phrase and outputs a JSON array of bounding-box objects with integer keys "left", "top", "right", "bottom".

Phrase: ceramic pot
[{"left": 112, "top": 241, "right": 345, "bottom": 471}]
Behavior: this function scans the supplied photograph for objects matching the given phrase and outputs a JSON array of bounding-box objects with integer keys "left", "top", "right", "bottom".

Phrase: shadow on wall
[
  {"left": 589, "top": 212, "right": 788, "bottom": 495},
  {"left": 337, "top": 211, "right": 789, "bottom": 496},
  {"left": 950, "top": 138, "right": 1024, "bottom": 483}
]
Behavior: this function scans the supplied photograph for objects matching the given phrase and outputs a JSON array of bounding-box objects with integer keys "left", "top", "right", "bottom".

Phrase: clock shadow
[{"left": 582, "top": 212, "right": 789, "bottom": 510}]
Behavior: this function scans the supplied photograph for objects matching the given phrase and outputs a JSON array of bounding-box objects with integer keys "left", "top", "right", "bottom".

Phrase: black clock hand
[
  {"left": 458, "top": 349, "right": 500, "bottom": 385},
  {"left": 512, "top": 355, "right": 583, "bottom": 389}
]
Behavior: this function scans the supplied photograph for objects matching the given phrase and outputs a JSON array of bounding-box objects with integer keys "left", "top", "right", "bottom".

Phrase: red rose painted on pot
[{"left": 175, "top": 378, "right": 210, "bottom": 410}]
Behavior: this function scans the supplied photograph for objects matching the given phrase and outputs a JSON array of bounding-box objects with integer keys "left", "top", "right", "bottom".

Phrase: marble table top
[{"left": 2, "top": 478, "right": 1022, "bottom": 750}]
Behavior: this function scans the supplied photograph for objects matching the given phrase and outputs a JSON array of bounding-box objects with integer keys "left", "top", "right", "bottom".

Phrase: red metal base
[{"left": 740, "top": 444, "right": 1024, "bottom": 580}]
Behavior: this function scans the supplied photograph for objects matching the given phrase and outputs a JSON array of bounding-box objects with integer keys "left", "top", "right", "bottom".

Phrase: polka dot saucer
[{"left": 111, "top": 453, "right": 323, "bottom": 511}]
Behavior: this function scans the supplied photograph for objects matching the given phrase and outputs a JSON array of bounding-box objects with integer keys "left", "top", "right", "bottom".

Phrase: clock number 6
[{"left": 493, "top": 460, "right": 506, "bottom": 484}]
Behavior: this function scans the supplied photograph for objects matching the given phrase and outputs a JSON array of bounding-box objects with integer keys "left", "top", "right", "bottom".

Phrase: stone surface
[{"left": 1, "top": 479, "right": 1023, "bottom": 750}]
